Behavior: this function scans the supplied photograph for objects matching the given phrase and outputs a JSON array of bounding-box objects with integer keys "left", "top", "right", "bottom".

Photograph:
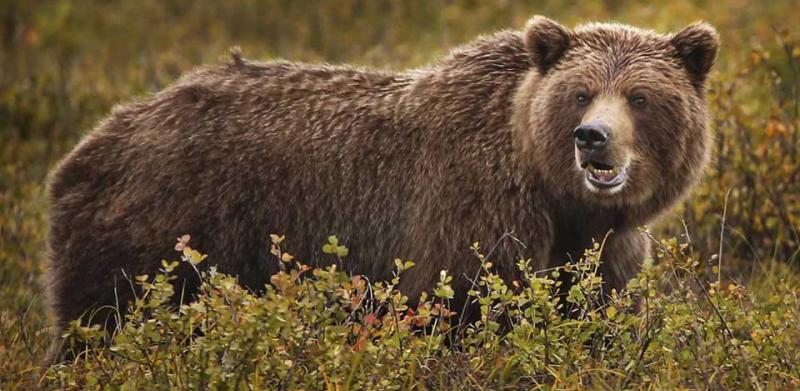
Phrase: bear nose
[{"left": 573, "top": 123, "right": 610, "bottom": 151}]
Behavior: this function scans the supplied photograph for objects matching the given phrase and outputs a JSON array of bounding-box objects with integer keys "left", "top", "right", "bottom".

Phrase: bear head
[{"left": 513, "top": 16, "right": 719, "bottom": 212}]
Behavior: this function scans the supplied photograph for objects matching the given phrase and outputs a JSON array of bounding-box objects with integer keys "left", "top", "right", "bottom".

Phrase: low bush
[{"left": 45, "top": 234, "right": 800, "bottom": 390}]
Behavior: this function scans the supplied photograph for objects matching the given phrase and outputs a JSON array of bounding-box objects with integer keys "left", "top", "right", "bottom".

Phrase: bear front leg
[{"left": 597, "top": 229, "right": 651, "bottom": 294}]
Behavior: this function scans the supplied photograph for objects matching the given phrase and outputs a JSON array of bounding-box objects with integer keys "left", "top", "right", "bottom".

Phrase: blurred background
[{"left": 1, "top": 0, "right": 798, "bottom": 380}]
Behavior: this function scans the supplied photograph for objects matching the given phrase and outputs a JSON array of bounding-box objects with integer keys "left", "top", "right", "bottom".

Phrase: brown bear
[{"left": 46, "top": 16, "right": 717, "bottom": 353}]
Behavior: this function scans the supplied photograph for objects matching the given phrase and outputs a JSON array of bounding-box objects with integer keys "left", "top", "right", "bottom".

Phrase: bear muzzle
[{"left": 574, "top": 122, "right": 630, "bottom": 191}]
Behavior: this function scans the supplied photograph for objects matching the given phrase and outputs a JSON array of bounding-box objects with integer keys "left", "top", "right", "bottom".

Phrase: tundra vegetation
[{"left": 1, "top": 1, "right": 799, "bottom": 389}]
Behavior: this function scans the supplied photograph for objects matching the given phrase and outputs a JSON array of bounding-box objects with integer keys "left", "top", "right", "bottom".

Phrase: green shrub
[{"left": 43, "top": 234, "right": 800, "bottom": 390}]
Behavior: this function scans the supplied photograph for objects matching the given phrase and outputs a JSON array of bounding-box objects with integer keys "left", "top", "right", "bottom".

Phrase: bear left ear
[
  {"left": 670, "top": 22, "right": 719, "bottom": 87},
  {"left": 524, "top": 16, "right": 571, "bottom": 74}
]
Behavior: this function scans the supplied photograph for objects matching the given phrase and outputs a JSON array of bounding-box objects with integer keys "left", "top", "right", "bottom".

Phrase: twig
[{"left": 718, "top": 187, "right": 732, "bottom": 285}]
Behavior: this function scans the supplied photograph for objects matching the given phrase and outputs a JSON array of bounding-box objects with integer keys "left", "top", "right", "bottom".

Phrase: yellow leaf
[
  {"left": 184, "top": 248, "right": 208, "bottom": 265},
  {"left": 270, "top": 234, "right": 285, "bottom": 245}
]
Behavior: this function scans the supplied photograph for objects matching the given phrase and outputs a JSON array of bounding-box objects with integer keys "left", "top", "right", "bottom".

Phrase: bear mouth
[{"left": 583, "top": 161, "right": 629, "bottom": 190}]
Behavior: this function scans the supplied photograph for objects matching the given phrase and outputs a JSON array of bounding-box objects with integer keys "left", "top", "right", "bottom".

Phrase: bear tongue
[{"left": 594, "top": 171, "right": 617, "bottom": 183}]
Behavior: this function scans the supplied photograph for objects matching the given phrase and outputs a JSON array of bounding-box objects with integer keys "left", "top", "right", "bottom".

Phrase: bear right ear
[{"left": 524, "top": 16, "right": 571, "bottom": 73}]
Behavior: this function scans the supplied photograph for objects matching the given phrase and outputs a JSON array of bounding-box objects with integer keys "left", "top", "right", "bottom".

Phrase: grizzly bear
[{"left": 46, "top": 16, "right": 718, "bottom": 353}]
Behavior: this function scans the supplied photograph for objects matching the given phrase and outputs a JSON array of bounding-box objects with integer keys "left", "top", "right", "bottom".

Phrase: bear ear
[
  {"left": 670, "top": 22, "right": 719, "bottom": 87},
  {"left": 523, "top": 16, "right": 571, "bottom": 73}
]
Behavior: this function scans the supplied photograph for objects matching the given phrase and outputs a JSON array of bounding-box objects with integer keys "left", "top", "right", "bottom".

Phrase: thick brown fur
[{"left": 46, "top": 17, "right": 718, "bottom": 356}]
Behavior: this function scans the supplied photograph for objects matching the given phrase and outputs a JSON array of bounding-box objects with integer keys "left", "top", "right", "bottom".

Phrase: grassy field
[{"left": 2, "top": 0, "right": 800, "bottom": 389}]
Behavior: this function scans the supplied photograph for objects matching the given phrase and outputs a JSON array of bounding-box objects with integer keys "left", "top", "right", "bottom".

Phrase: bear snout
[
  {"left": 573, "top": 122, "right": 610, "bottom": 153},
  {"left": 573, "top": 124, "right": 631, "bottom": 191}
]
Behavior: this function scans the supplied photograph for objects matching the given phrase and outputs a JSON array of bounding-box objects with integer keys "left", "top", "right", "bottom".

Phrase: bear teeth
[{"left": 588, "top": 166, "right": 619, "bottom": 176}]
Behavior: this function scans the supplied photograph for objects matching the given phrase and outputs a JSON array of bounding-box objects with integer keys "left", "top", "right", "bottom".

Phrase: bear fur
[{"left": 46, "top": 16, "right": 718, "bottom": 351}]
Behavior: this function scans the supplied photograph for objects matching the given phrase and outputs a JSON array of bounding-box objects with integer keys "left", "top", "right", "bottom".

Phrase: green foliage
[
  {"left": 1, "top": 0, "right": 799, "bottom": 389},
  {"left": 322, "top": 235, "right": 350, "bottom": 258},
  {"left": 42, "top": 236, "right": 800, "bottom": 389}
]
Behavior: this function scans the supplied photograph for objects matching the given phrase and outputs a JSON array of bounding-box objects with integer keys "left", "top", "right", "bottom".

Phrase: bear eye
[
  {"left": 575, "top": 93, "right": 590, "bottom": 106},
  {"left": 630, "top": 95, "right": 647, "bottom": 108}
]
